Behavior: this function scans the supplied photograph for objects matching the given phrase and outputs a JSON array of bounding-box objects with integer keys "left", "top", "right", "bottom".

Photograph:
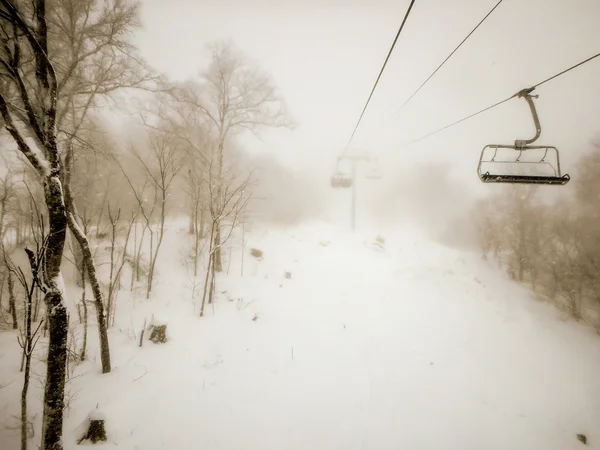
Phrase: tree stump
[
  {"left": 149, "top": 324, "right": 167, "bottom": 344},
  {"left": 78, "top": 419, "right": 107, "bottom": 444}
]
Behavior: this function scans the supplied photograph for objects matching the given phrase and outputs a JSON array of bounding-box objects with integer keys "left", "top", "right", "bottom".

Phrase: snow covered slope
[{"left": 1, "top": 221, "right": 599, "bottom": 449}]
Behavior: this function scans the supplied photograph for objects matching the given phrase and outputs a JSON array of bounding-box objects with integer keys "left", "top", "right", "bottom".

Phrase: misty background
[{"left": 110, "top": 0, "right": 600, "bottom": 246}]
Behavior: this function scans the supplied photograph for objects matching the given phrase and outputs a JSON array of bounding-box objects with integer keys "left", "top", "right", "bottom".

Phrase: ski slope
[{"left": 0, "top": 221, "right": 599, "bottom": 449}]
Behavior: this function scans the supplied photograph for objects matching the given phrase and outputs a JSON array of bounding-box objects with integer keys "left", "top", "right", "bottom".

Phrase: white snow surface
[{"left": 1, "top": 220, "right": 599, "bottom": 449}]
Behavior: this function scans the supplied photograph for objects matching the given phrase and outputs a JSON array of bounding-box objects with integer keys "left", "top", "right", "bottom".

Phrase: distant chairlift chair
[
  {"left": 477, "top": 88, "right": 570, "bottom": 185},
  {"left": 331, "top": 158, "right": 353, "bottom": 188}
]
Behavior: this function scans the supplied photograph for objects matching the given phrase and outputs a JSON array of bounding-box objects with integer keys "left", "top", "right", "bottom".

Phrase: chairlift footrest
[{"left": 480, "top": 173, "right": 570, "bottom": 185}]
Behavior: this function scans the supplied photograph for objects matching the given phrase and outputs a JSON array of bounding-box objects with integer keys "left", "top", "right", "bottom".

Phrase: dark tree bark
[
  {"left": 39, "top": 175, "right": 69, "bottom": 450},
  {"left": 0, "top": 1, "right": 70, "bottom": 448},
  {"left": 7, "top": 268, "right": 17, "bottom": 329},
  {"left": 64, "top": 145, "right": 111, "bottom": 373}
]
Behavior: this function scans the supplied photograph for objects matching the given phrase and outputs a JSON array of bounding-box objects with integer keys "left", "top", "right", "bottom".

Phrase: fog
[
  {"left": 1, "top": 0, "right": 599, "bottom": 448},
  {"left": 118, "top": 0, "right": 600, "bottom": 246}
]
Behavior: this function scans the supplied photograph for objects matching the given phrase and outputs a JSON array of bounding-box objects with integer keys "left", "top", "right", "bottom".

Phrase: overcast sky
[{"left": 132, "top": 0, "right": 600, "bottom": 200}]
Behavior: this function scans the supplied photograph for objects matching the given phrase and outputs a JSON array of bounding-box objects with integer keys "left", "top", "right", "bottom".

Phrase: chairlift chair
[
  {"left": 477, "top": 88, "right": 570, "bottom": 185},
  {"left": 331, "top": 172, "right": 353, "bottom": 188},
  {"left": 331, "top": 158, "right": 353, "bottom": 188}
]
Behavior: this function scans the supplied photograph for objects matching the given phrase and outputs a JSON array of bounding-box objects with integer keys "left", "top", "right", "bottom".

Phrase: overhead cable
[
  {"left": 394, "top": 0, "right": 505, "bottom": 116},
  {"left": 401, "top": 51, "right": 600, "bottom": 148},
  {"left": 342, "top": 0, "right": 417, "bottom": 157}
]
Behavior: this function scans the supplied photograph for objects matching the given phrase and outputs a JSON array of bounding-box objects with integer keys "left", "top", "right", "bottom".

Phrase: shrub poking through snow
[
  {"left": 250, "top": 248, "right": 263, "bottom": 260},
  {"left": 370, "top": 236, "right": 386, "bottom": 251},
  {"left": 577, "top": 434, "right": 587, "bottom": 445},
  {"left": 77, "top": 411, "right": 107, "bottom": 444},
  {"left": 78, "top": 420, "right": 107, "bottom": 444},
  {"left": 149, "top": 324, "right": 168, "bottom": 344},
  {"left": 284, "top": 271, "right": 292, "bottom": 279}
]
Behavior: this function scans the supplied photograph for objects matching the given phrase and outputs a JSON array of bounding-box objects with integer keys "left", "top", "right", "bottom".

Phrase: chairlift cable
[
  {"left": 402, "top": 96, "right": 514, "bottom": 147},
  {"left": 393, "top": 0, "right": 505, "bottom": 117},
  {"left": 531, "top": 51, "right": 600, "bottom": 89},
  {"left": 341, "top": 0, "right": 417, "bottom": 157},
  {"left": 400, "top": 51, "right": 600, "bottom": 148}
]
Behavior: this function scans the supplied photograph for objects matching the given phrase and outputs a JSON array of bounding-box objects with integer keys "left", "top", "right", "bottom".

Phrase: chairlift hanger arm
[{"left": 514, "top": 88, "right": 541, "bottom": 148}]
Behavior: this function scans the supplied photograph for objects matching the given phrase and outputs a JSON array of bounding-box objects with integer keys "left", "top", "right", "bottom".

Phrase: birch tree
[
  {"left": 0, "top": 1, "right": 70, "bottom": 447},
  {"left": 177, "top": 40, "right": 292, "bottom": 271}
]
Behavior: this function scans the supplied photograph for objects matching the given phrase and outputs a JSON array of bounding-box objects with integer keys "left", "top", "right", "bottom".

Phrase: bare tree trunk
[
  {"left": 200, "top": 222, "right": 215, "bottom": 317},
  {"left": 33, "top": 287, "right": 42, "bottom": 323},
  {"left": 42, "top": 290, "right": 68, "bottom": 450},
  {"left": 215, "top": 139, "right": 224, "bottom": 273},
  {"left": 18, "top": 257, "right": 44, "bottom": 450},
  {"left": 94, "top": 191, "right": 108, "bottom": 238},
  {"left": 107, "top": 212, "right": 117, "bottom": 321},
  {"left": 8, "top": 269, "right": 17, "bottom": 329},
  {"left": 16, "top": 217, "right": 22, "bottom": 246},
  {"left": 64, "top": 149, "right": 111, "bottom": 374},
  {"left": 208, "top": 253, "right": 216, "bottom": 305},
  {"left": 130, "top": 223, "right": 138, "bottom": 290},
  {"left": 146, "top": 230, "right": 154, "bottom": 299},
  {"left": 21, "top": 351, "right": 30, "bottom": 450},
  {"left": 41, "top": 178, "right": 70, "bottom": 450},
  {"left": 70, "top": 231, "right": 84, "bottom": 287},
  {"left": 135, "top": 224, "right": 146, "bottom": 283},
  {"left": 193, "top": 202, "right": 201, "bottom": 277},
  {"left": 106, "top": 209, "right": 135, "bottom": 326},
  {"left": 80, "top": 267, "right": 87, "bottom": 361},
  {"left": 146, "top": 181, "right": 168, "bottom": 299},
  {"left": 200, "top": 207, "right": 205, "bottom": 239},
  {"left": 188, "top": 202, "right": 195, "bottom": 235},
  {"left": 241, "top": 218, "right": 245, "bottom": 277},
  {"left": 65, "top": 201, "right": 111, "bottom": 373},
  {"left": 79, "top": 252, "right": 110, "bottom": 373},
  {"left": 214, "top": 222, "right": 222, "bottom": 272}
]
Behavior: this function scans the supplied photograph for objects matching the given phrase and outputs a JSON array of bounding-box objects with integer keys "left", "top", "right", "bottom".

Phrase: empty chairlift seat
[{"left": 477, "top": 145, "right": 570, "bottom": 185}]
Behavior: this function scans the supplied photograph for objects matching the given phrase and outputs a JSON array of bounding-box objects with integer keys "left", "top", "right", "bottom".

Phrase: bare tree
[
  {"left": 185, "top": 166, "right": 206, "bottom": 277},
  {"left": 473, "top": 196, "right": 503, "bottom": 263},
  {"left": 177, "top": 40, "right": 292, "bottom": 271},
  {"left": 0, "top": 163, "right": 18, "bottom": 328},
  {"left": 47, "top": 0, "right": 160, "bottom": 376},
  {"left": 8, "top": 239, "right": 47, "bottom": 450},
  {"left": 63, "top": 144, "right": 111, "bottom": 373},
  {"left": 180, "top": 134, "right": 212, "bottom": 277},
  {"left": 132, "top": 131, "right": 184, "bottom": 298},
  {"left": 118, "top": 169, "right": 155, "bottom": 292},
  {"left": 105, "top": 204, "right": 136, "bottom": 325},
  {"left": 0, "top": 2, "right": 70, "bottom": 447},
  {"left": 200, "top": 161, "right": 252, "bottom": 316}
]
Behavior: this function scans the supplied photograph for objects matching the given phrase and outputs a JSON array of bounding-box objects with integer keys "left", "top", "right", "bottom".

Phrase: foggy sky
[{"left": 128, "top": 0, "right": 600, "bottom": 229}]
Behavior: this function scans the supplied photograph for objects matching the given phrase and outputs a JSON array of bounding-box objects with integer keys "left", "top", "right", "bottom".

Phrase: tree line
[{"left": 474, "top": 143, "right": 600, "bottom": 331}]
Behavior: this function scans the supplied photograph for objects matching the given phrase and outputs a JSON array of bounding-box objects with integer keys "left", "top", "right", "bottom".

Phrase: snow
[{"left": 1, "top": 220, "right": 599, "bottom": 449}]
